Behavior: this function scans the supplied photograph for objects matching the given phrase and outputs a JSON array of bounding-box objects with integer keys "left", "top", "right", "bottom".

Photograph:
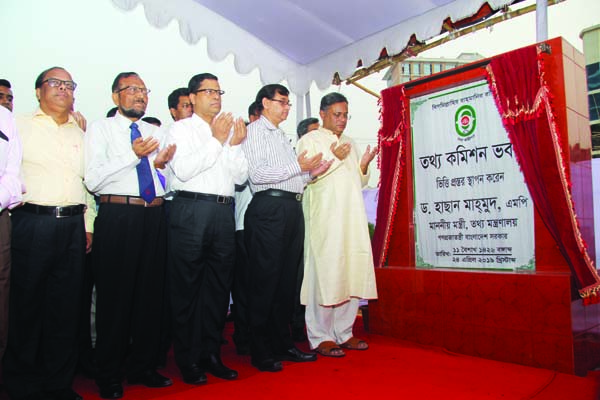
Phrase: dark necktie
[{"left": 130, "top": 122, "right": 156, "bottom": 203}]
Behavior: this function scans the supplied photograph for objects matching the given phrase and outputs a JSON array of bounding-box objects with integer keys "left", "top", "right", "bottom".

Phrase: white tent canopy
[{"left": 111, "top": 0, "right": 523, "bottom": 96}]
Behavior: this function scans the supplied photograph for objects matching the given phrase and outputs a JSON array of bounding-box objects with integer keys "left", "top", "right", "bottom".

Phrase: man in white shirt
[
  {"left": 165, "top": 73, "right": 247, "bottom": 385},
  {"left": 85, "top": 72, "right": 175, "bottom": 399},
  {"left": 0, "top": 105, "right": 21, "bottom": 368}
]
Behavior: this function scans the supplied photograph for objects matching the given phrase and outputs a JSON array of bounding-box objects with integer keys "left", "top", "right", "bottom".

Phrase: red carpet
[{"left": 3, "top": 317, "right": 599, "bottom": 399}]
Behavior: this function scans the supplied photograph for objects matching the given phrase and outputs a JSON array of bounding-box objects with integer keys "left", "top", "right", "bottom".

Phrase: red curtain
[
  {"left": 372, "top": 86, "right": 409, "bottom": 268},
  {"left": 485, "top": 45, "right": 600, "bottom": 303}
]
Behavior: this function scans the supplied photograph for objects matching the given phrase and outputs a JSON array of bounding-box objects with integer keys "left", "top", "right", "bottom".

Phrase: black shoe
[
  {"left": 46, "top": 388, "right": 83, "bottom": 400},
  {"left": 97, "top": 382, "right": 123, "bottom": 399},
  {"left": 275, "top": 347, "right": 317, "bottom": 362},
  {"left": 201, "top": 354, "right": 238, "bottom": 380},
  {"left": 251, "top": 357, "right": 283, "bottom": 372},
  {"left": 128, "top": 370, "right": 172, "bottom": 388},
  {"left": 181, "top": 364, "right": 207, "bottom": 385}
]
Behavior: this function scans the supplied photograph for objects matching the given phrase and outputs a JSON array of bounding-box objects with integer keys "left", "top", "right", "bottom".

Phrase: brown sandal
[
  {"left": 339, "top": 337, "right": 368, "bottom": 350},
  {"left": 315, "top": 341, "right": 346, "bottom": 357}
]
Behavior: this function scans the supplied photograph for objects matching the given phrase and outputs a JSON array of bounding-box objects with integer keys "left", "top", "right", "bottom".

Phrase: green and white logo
[{"left": 455, "top": 105, "right": 476, "bottom": 138}]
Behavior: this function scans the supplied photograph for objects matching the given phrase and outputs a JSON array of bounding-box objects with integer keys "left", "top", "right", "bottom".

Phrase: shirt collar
[{"left": 33, "top": 107, "right": 78, "bottom": 126}]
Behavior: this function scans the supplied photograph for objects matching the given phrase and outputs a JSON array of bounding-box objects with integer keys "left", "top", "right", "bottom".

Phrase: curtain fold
[
  {"left": 485, "top": 44, "right": 600, "bottom": 303},
  {"left": 372, "top": 86, "right": 409, "bottom": 268}
]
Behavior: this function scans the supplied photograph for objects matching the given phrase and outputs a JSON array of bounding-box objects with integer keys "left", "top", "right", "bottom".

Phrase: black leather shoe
[
  {"left": 97, "top": 382, "right": 123, "bottom": 399},
  {"left": 46, "top": 388, "right": 83, "bottom": 400},
  {"left": 181, "top": 364, "right": 207, "bottom": 385},
  {"left": 201, "top": 354, "right": 238, "bottom": 380},
  {"left": 128, "top": 370, "right": 172, "bottom": 388},
  {"left": 251, "top": 357, "right": 283, "bottom": 372},
  {"left": 275, "top": 347, "right": 317, "bottom": 362}
]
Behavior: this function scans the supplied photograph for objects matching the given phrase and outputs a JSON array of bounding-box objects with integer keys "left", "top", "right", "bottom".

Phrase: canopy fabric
[{"left": 111, "top": 0, "right": 521, "bottom": 95}]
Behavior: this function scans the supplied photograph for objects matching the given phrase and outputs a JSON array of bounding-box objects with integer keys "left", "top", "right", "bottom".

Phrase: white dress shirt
[
  {"left": 165, "top": 113, "right": 247, "bottom": 196},
  {"left": 84, "top": 112, "right": 166, "bottom": 197},
  {"left": 0, "top": 106, "right": 23, "bottom": 211}
]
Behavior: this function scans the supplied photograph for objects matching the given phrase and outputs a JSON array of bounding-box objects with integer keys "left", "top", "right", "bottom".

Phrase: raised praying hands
[
  {"left": 154, "top": 144, "right": 177, "bottom": 169},
  {"left": 297, "top": 150, "right": 323, "bottom": 172},
  {"left": 132, "top": 136, "right": 159, "bottom": 158},
  {"left": 211, "top": 112, "right": 234, "bottom": 144},
  {"left": 330, "top": 142, "right": 352, "bottom": 161},
  {"left": 360, "top": 145, "right": 378, "bottom": 175},
  {"left": 229, "top": 117, "right": 247, "bottom": 146}
]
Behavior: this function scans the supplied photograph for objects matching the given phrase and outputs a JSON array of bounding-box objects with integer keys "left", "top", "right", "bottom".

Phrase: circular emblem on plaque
[{"left": 455, "top": 105, "right": 477, "bottom": 138}]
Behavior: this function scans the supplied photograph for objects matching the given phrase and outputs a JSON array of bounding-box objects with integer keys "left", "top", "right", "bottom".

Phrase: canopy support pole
[{"left": 536, "top": 0, "right": 548, "bottom": 42}]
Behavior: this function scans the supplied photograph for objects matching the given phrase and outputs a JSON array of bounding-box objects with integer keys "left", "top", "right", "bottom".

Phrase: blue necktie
[{"left": 130, "top": 122, "right": 156, "bottom": 203}]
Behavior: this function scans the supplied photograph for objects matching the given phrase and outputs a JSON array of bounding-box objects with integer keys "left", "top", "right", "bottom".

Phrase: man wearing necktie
[{"left": 84, "top": 72, "right": 176, "bottom": 399}]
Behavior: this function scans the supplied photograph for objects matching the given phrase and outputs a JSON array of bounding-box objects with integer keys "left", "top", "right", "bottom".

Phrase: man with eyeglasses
[
  {"left": 297, "top": 92, "right": 378, "bottom": 358},
  {"left": 165, "top": 72, "right": 247, "bottom": 385},
  {"left": 84, "top": 72, "right": 176, "bottom": 399},
  {"left": 3, "top": 66, "right": 96, "bottom": 400},
  {"left": 242, "top": 84, "right": 332, "bottom": 372}
]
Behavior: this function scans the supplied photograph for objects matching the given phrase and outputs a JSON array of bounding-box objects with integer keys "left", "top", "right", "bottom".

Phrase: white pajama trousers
[{"left": 305, "top": 298, "right": 359, "bottom": 350}]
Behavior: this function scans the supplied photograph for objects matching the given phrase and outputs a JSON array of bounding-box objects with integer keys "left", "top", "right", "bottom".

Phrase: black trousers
[
  {"left": 3, "top": 209, "right": 85, "bottom": 398},
  {"left": 93, "top": 203, "right": 166, "bottom": 384},
  {"left": 244, "top": 195, "right": 304, "bottom": 361},
  {"left": 232, "top": 230, "right": 250, "bottom": 347},
  {"left": 169, "top": 195, "right": 235, "bottom": 370}
]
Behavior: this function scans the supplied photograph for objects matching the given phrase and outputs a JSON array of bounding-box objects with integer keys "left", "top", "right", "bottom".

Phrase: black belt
[
  {"left": 177, "top": 190, "right": 233, "bottom": 205},
  {"left": 17, "top": 203, "right": 86, "bottom": 218},
  {"left": 255, "top": 189, "right": 303, "bottom": 202}
]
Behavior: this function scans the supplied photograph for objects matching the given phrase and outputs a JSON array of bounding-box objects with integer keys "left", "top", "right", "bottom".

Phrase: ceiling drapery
[{"left": 111, "top": 0, "right": 522, "bottom": 95}]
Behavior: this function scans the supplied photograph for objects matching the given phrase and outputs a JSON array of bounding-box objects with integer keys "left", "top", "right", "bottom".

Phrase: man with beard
[
  {"left": 3, "top": 66, "right": 95, "bottom": 400},
  {"left": 84, "top": 72, "right": 176, "bottom": 399},
  {"left": 165, "top": 73, "right": 247, "bottom": 385}
]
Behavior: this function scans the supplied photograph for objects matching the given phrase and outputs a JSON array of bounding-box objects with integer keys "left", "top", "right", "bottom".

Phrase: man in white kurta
[{"left": 298, "top": 92, "right": 378, "bottom": 356}]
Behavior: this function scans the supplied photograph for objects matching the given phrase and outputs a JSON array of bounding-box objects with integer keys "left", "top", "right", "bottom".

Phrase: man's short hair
[
  {"left": 168, "top": 87, "right": 190, "bottom": 110},
  {"left": 106, "top": 107, "right": 118, "bottom": 118},
  {"left": 320, "top": 92, "right": 348, "bottom": 112},
  {"left": 34, "top": 66, "right": 67, "bottom": 89},
  {"left": 297, "top": 117, "right": 319, "bottom": 138},
  {"left": 142, "top": 116, "right": 162, "bottom": 126},
  {"left": 0, "top": 79, "right": 11, "bottom": 89},
  {"left": 248, "top": 101, "right": 260, "bottom": 119},
  {"left": 111, "top": 72, "right": 139, "bottom": 93},
  {"left": 188, "top": 73, "right": 218, "bottom": 93},
  {"left": 255, "top": 84, "right": 289, "bottom": 113}
]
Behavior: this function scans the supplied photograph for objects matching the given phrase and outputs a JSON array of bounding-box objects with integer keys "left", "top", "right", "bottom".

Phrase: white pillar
[
  {"left": 536, "top": 0, "right": 548, "bottom": 42},
  {"left": 305, "top": 92, "right": 312, "bottom": 118}
]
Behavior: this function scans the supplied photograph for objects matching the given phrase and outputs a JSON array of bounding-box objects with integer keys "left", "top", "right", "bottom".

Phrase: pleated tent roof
[{"left": 111, "top": 0, "right": 524, "bottom": 95}]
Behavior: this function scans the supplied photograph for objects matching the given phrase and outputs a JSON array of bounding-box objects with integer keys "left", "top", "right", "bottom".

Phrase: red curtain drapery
[
  {"left": 485, "top": 44, "right": 600, "bottom": 303},
  {"left": 372, "top": 86, "right": 409, "bottom": 268}
]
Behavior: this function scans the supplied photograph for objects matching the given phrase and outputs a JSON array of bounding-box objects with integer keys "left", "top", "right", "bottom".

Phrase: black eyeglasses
[
  {"left": 194, "top": 89, "right": 225, "bottom": 96},
  {"left": 270, "top": 98, "right": 292, "bottom": 107},
  {"left": 42, "top": 78, "right": 77, "bottom": 91},
  {"left": 115, "top": 86, "right": 151, "bottom": 95}
]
